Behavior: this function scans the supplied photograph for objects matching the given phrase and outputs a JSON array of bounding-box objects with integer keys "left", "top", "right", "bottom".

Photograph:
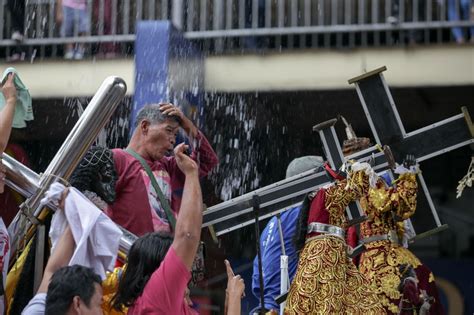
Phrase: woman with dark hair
[
  {"left": 285, "top": 162, "right": 384, "bottom": 314},
  {"left": 111, "top": 232, "right": 174, "bottom": 312},
  {"left": 111, "top": 144, "right": 243, "bottom": 314}
]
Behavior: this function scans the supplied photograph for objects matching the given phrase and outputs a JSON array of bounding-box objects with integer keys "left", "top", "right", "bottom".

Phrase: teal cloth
[{"left": 0, "top": 67, "right": 33, "bottom": 128}]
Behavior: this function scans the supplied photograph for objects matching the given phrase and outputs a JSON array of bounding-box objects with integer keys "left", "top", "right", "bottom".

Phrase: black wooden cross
[
  {"left": 348, "top": 66, "right": 473, "bottom": 239},
  {"left": 203, "top": 67, "right": 474, "bottom": 237},
  {"left": 312, "top": 118, "right": 367, "bottom": 222}
]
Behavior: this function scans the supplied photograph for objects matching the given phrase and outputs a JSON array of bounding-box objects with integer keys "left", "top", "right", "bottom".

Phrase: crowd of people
[
  {"left": 6, "top": 0, "right": 118, "bottom": 61},
  {"left": 0, "top": 69, "right": 245, "bottom": 314},
  {"left": 1, "top": 66, "right": 447, "bottom": 315},
  {"left": 3, "top": 0, "right": 474, "bottom": 61}
]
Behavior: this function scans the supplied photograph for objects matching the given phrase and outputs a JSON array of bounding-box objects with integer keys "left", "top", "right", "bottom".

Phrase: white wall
[{"left": 8, "top": 45, "right": 474, "bottom": 97}]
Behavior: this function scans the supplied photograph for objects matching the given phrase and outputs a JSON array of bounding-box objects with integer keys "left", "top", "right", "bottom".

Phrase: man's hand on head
[
  {"left": 159, "top": 103, "right": 185, "bottom": 121},
  {"left": 159, "top": 103, "right": 198, "bottom": 137}
]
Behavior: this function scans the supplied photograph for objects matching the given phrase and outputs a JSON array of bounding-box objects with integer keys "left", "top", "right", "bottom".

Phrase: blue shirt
[{"left": 251, "top": 206, "right": 301, "bottom": 312}]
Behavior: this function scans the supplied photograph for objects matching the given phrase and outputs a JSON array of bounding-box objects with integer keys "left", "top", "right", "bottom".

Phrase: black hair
[
  {"left": 292, "top": 192, "right": 314, "bottom": 252},
  {"left": 45, "top": 265, "right": 101, "bottom": 315},
  {"left": 135, "top": 104, "right": 181, "bottom": 128},
  {"left": 70, "top": 146, "right": 117, "bottom": 204},
  {"left": 111, "top": 232, "right": 174, "bottom": 311}
]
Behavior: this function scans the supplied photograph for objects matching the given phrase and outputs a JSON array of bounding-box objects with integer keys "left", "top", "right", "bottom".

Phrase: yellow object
[
  {"left": 285, "top": 168, "right": 384, "bottom": 314},
  {"left": 5, "top": 238, "right": 33, "bottom": 315},
  {"left": 285, "top": 236, "right": 384, "bottom": 314},
  {"left": 101, "top": 265, "right": 127, "bottom": 315},
  {"left": 359, "top": 173, "right": 421, "bottom": 313}
]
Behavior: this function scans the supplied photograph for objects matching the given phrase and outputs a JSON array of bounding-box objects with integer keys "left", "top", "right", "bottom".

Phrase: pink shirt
[
  {"left": 108, "top": 131, "right": 218, "bottom": 236},
  {"left": 62, "top": 0, "right": 87, "bottom": 10},
  {"left": 127, "top": 247, "right": 199, "bottom": 315}
]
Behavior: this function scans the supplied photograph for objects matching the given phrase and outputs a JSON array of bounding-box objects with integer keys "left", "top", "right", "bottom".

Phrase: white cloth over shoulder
[
  {"left": 21, "top": 293, "right": 46, "bottom": 315},
  {"left": 41, "top": 182, "right": 122, "bottom": 280}
]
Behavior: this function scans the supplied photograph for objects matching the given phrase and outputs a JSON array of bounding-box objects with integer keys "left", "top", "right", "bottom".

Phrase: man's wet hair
[{"left": 135, "top": 104, "right": 181, "bottom": 128}]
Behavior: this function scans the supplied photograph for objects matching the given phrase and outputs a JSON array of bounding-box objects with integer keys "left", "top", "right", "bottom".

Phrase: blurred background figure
[
  {"left": 448, "top": 0, "right": 474, "bottom": 43},
  {"left": 56, "top": 0, "right": 90, "bottom": 59},
  {"left": 6, "top": 0, "right": 24, "bottom": 42},
  {"left": 93, "top": 0, "right": 119, "bottom": 58},
  {"left": 6, "top": 0, "right": 26, "bottom": 61}
]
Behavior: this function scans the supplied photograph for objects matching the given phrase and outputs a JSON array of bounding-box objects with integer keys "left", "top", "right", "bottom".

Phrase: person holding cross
[
  {"left": 339, "top": 118, "right": 444, "bottom": 315},
  {"left": 353, "top": 153, "right": 444, "bottom": 314},
  {"left": 284, "top": 160, "right": 384, "bottom": 314}
]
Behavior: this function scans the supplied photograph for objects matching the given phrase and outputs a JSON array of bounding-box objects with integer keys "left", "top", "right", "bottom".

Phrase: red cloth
[
  {"left": 108, "top": 131, "right": 218, "bottom": 236},
  {"left": 0, "top": 144, "right": 30, "bottom": 226},
  {"left": 399, "top": 278, "right": 421, "bottom": 315},
  {"left": 306, "top": 189, "right": 329, "bottom": 239},
  {"left": 415, "top": 264, "right": 444, "bottom": 315},
  {"left": 127, "top": 247, "right": 199, "bottom": 315},
  {"left": 346, "top": 226, "right": 360, "bottom": 265}
]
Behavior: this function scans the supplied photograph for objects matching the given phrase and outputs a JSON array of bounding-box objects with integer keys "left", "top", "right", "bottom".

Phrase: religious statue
[
  {"left": 70, "top": 146, "right": 118, "bottom": 210},
  {"left": 284, "top": 161, "right": 384, "bottom": 314},
  {"left": 356, "top": 153, "right": 444, "bottom": 314}
]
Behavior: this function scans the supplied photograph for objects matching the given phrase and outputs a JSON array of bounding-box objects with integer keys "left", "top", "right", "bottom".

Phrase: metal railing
[{"left": 1, "top": 0, "right": 474, "bottom": 59}]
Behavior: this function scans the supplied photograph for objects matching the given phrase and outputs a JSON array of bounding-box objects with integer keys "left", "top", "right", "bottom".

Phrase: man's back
[{"left": 252, "top": 206, "right": 300, "bottom": 311}]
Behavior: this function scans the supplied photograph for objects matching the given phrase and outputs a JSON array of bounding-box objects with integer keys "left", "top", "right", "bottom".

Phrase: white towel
[{"left": 42, "top": 182, "right": 122, "bottom": 280}]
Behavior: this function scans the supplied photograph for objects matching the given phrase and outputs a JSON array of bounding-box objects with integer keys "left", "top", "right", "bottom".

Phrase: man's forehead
[{"left": 160, "top": 119, "right": 180, "bottom": 129}]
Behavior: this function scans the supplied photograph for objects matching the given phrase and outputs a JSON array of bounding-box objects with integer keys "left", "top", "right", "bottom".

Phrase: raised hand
[
  {"left": 58, "top": 188, "right": 70, "bottom": 210},
  {"left": 175, "top": 143, "right": 198, "bottom": 175},
  {"left": 225, "top": 259, "right": 245, "bottom": 299},
  {"left": 383, "top": 145, "right": 396, "bottom": 170},
  {"left": 159, "top": 103, "right": 198, "bottom": 137},
  {"left": 160, "top": 103, "right": 185, "bottom": 121},
  {"left": 403, "top": 154, "right": 416, "bottom": 168},
  {"left": 1, "top": 73, "right": 17, "bottom": 104}
]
